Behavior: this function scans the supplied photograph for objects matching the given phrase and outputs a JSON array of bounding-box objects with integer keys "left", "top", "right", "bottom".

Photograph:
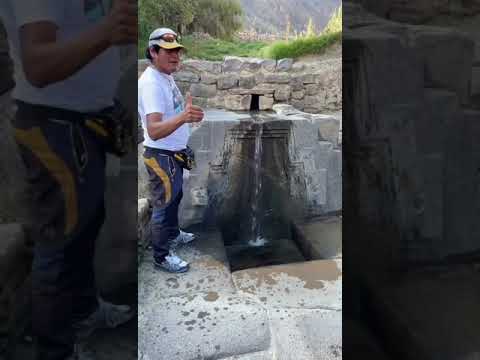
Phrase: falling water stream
[{"left": 248, "top": 122, "right": 267, "bottom": 247}]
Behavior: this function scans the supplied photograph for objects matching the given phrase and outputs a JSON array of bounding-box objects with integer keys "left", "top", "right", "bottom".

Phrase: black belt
[
  {"left": 144, "top": 146, "right": 194, "bottom": 170},
  {"left": 15, "top": 99, "right": 133, "bottom": 157},
  {"left": 15, "top": 100, "right": 112, "bottom": 123},
  {"left": 144, "top": 147, "right": 184, "bottom": 156}
]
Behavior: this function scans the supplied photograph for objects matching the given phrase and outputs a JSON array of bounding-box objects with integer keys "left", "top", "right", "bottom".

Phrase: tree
[
  {"left": 190, "top": 0, "right": 243, "bottom": 39},
  {"left": 139, "top": 0, "right": 244, "bottom": 44},
  {"left": 139, "top": 0, "right": 195, "bottom": 38}
]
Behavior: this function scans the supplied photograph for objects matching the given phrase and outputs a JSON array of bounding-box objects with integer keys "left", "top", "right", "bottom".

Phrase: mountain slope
[{"left": 239, "top": 0, "right": 341, "bottom": 35}]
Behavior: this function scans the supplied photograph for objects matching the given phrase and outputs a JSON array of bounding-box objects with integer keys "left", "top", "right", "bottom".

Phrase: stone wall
[
  {"left": 344, "top": 2, "right": 480, "bottom": 266},
  {"left": 350, "top": 0, "right": 480, "bottom": 109},
  {"left": 351, "top": 0, "right": 480, "bottom": 23},
  {"left": 138, "top": 55, "right": 342, "bottom": 114},
  {"left": 139, "top": 106, "right": 342, "bottom": 231}
]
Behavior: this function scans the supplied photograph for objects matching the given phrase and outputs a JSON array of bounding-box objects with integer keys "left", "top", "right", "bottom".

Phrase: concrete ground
[{"left": 138, "top": 221, "right": 342, "bottom": 360}]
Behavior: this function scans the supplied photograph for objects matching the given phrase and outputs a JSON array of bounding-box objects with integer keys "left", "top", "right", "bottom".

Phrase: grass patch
[
  {"left": 138, "top": 35, "right": 267, "bottom": 61},
  {"left": 261, "top": 5, "right": 342, "bottom": 60},
  {"left": 261, "top": 31, "right": 341, "bottom": 60}
]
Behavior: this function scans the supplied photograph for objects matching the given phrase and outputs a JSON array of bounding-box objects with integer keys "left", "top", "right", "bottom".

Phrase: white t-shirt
[
  {"left": 138, "top": 66, "right": 189, "bottom": 151},
  {"left": 0, "top": 0, "right": 120, "bottom": 112}
]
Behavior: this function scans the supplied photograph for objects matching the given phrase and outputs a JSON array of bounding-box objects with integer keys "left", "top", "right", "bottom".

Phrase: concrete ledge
[
  {"left": 232, "top": 260, "right": 342, "bottom": 310},
  {"left": 293, "top": 217, "right": 342, "bottom": 260},
  {"left": 270, "top": 308, "right": 341, "bottom": 360},
  {"left": 139, "top": 293, "right": 271, "bottom": 360}
]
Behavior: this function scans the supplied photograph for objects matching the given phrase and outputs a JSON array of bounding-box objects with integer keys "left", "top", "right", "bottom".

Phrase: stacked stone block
[
  {"left": 176, "top": 108, "right": 341, "bottom": 228},
  {"left": 351, "top": 0, "right": 480, "bottom": 23},
  {"left": 344, "top": 1, "right": 480, "bottom": 264},
  {"left": 138, "top": 54, "right": 342, "bottom": 114}
]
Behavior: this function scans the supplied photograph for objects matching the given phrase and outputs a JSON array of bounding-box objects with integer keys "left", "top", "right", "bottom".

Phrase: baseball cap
[{"left": 148, "top": 28, "right": 185, "bottom": 50}]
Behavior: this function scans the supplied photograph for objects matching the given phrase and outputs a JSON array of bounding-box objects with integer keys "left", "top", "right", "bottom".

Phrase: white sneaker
[
  {"left": 154, "top": 251, "right": 189, "bottom": 273},
  {"left": 170, "top": 230, "right": 196, "bottom": 249},
  {"left": 73, "top": 297, "right": 134, "bottom": 339}
]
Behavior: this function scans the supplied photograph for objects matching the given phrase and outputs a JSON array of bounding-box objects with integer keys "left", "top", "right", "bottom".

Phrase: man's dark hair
[{"left": 146, "top": 45, "right": 160, "bottom": 61}]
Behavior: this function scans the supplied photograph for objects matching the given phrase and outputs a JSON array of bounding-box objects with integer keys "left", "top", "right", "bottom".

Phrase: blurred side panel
[{"left": 343, "top": 1, "right": 480, "bottom": 359}]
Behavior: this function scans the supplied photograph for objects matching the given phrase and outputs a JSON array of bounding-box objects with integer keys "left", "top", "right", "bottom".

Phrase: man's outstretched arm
[{"left": 19, "top": 0, "right": 136, "bottom": 88}]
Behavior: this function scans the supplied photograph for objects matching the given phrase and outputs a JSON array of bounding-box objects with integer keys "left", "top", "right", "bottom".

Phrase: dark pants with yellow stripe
[
  {"left": 13, "top": 101, "right": 107, "bottom": 360},
  {"left": 143, "top": 146, "right": 183, "bottom": 263}
]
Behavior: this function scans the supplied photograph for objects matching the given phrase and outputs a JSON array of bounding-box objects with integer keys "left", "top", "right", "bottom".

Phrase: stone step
[
  {"left": 293, "top": 217, "right": 342, "bottom": 260},
  {"left": 269, "top": 308, "right": 341, "bottom": 360},
  {"left": 232, "top": 259, "right": 342, "bottom": 310},
  {"left": 366, "top": 265, "right": 480, "bottom": 360},
  {"left": 138, "top": 292, "right": 271, "bottom": 360}
]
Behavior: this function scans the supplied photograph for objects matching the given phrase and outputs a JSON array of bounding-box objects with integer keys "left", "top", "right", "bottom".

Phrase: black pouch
[
  {"left": 85, "top": 99, "right": 134, "bottom": 157},
  {"left": 173, "top": 146, "right": 195, "bottom": 170}
]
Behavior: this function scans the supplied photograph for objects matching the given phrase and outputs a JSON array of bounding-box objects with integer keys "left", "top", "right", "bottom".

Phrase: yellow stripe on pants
[
  {"left": 85, "top": 119, "right": 109, "bottom": 137},
  {"left": 143, "top": 156, "right": 172, "bottom": 204},
  {"left": 14, "top": 127, "right": 78, "bottom": 235}
]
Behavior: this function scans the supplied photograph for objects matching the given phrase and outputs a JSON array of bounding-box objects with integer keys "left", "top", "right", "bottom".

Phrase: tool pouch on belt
[
  {"left": 173, "top": 146, "right": 195, "bottom": 170},
  {"left": 85, "top": 99, "right": 134, "bottom": 157}
]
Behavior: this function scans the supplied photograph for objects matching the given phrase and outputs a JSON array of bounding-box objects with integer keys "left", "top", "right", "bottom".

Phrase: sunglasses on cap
[{"left": 150, "top": 33, "right": 178, "bottom": 42}]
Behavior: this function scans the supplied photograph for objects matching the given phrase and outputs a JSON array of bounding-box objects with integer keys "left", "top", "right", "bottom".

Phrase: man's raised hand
[{"left": 183, "top": 92, "right": 204, "bottom": 123}]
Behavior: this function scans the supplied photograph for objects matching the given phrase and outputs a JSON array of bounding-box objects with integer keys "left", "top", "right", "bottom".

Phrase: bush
[
  {"left": 261, "top": 6, "right": 342, "bottom": 60},
  {"left": 262, "top": 31, "right": 341, "bottom": 60}
]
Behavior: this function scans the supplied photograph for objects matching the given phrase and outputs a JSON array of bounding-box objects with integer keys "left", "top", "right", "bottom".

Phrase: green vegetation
[
  {"left": 180, "top": 36, "right": 267, "bottom": 61},
  {"left": 322, "top": 5, "right": 342, "bottom": 35},
  {"left": 261, "top": 31, "right": 341, "bottom": 60},
  {"left": 139, "top": 0, "right": 194, "bottom": 39},
  {"left": 138, "top": 1, "right": 342, "bottom": 60},
  {"left": 262, "top": 6, "right": 342, "bottom": 59},
  {"left": 139, "top": 0, "right": 243, "bottom": 54},
  {"left": 138, "top": 35, "right": 266, "bottom": 61},
  {"left": 306, "top": 17, "right": 316, "bottom": 38},
  {"left": 192, "top": 0, "right": 243, "bottom": 39}
]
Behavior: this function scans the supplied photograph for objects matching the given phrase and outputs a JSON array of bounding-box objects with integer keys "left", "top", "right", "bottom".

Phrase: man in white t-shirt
[
  {"left": 138, "top": 27, "right": 204, "bottom": 273},
  {"left": 0, "top": 1, "right": 136, "bottom": 359}
]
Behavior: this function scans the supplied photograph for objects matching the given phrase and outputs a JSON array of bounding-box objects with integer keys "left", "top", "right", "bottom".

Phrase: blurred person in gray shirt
[{"left": 0, "top": 1, "right": 136, "bottom": 359}]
